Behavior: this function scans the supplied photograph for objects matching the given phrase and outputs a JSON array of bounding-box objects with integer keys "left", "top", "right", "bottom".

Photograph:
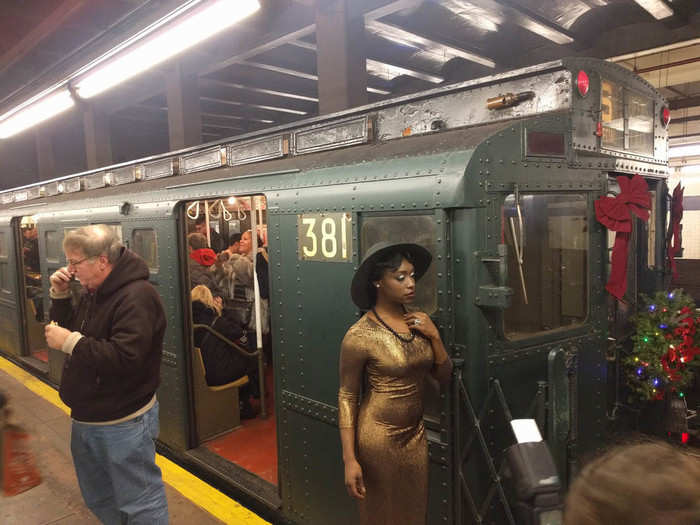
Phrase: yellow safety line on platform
[{"left": 0, "top": 356, "right": 270, "bottom": 525}]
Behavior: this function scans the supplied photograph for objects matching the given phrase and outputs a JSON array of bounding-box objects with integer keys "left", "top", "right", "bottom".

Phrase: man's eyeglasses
[{"left": 67, "top": 256, "right": 95, "bottom": 268}]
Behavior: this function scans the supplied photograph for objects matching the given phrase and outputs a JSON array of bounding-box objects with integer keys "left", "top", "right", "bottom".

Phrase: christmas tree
[{"left": 627, "top": 290, "right": 700, "bottom": 401}]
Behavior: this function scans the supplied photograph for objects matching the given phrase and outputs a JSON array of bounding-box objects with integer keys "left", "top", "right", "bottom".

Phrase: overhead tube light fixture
[
  {"left": 633, "top": 0, "right": 674, "bottom": 19},
  {"left": 74, "top": 0, "right": 261, "bottom": 99},
  {"left": 0, "top": 89, "right": 74, "bottom": 139}
]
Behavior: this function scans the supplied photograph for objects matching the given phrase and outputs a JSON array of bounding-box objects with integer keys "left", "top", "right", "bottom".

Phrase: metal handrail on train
[{"left": 192, "top": 323, "right": 266, "bottom": 418}]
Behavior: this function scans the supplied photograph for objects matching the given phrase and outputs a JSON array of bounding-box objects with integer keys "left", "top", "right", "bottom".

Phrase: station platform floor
[{"left": 0, "top": 357, "right": 269, "bottom": 525}]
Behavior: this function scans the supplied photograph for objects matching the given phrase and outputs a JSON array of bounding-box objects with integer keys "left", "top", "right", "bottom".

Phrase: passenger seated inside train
[{"left": 191, "top": 285, "right": 259, "bottom": 419}]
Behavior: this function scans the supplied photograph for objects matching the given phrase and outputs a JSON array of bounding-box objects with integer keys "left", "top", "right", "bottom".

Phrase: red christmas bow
[
  {"left": 595, "top": 175, "right": 651, "bottom": 300},
  {"left": 668, "top": 182, "right": 684, "bottom": 281}
]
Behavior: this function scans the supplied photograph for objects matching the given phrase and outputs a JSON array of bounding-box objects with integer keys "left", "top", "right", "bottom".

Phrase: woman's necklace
[{"left": 371, "top": 307, "right": 415, "bottom": 343}]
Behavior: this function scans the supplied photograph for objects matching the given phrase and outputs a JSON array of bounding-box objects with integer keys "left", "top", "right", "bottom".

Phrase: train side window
[
  {"left": 503, "top": 194, "right": 588, "bottom": 339},
  {"left": 45, "top": 230, "right": 61, "bottom": 263},
  {"left": 132, "top": 229, "right": 158, "bottom": 270},
  {"left": 360, "top": 214, "right": 438, "bottom": 314}
]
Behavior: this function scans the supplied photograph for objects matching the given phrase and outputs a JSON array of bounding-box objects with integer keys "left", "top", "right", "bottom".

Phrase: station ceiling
[{"left": 0, "top": 0, "right": 699, "bottom": 182}]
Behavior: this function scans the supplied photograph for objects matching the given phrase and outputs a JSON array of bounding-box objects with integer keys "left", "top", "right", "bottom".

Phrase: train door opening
[
  {"left": 17, "top": 215, "right": 48, "bottom": 369},
  {"left": 181, "top": 195, "right": 277, "bottom": 491}
]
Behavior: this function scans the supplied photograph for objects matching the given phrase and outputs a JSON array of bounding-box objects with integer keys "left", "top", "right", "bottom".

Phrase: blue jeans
[{"left": 71, "top": 401, "right": 169, "bottom": 525}]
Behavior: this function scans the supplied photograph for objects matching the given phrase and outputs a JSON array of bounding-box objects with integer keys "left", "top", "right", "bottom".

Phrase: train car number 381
[{"left": 297, "top": 212, "right": 353, "bottom": 262}]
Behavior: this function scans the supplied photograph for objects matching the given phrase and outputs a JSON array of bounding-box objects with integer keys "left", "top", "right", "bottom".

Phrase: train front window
[
  {"left": 503, "top": 194, "right": 588, "bottom": 339},
  {"left": 601, "top": 78, "right": 654, "bottom": 157}
]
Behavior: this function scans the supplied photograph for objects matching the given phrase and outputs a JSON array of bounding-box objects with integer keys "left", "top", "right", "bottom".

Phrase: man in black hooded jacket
[{"left": 45, "top": 224, "right": 168, "bottom": 524}]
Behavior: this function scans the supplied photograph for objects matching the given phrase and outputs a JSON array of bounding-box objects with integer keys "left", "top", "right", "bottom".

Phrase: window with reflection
[
  {"left": 503, "top": 194, "right": 588, "bottom": 339},
  {"left": 45, "top": 230, "right": 61, "bottom": 263},
  {"left": 601, "top": 78, "right": 654, "bottom": 157},
  {"left": 360, "top": 214, "right": 438, "bottom": 315},
  {"left": 132, "top": 229, "right": 158, "bottom": 270}
]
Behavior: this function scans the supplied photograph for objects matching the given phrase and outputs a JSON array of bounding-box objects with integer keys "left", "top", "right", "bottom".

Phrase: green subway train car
[{"left": 0, "top": 57, "right": 670, "bottom": 524}]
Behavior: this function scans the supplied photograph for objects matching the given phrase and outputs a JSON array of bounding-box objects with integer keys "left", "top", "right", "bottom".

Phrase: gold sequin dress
[{"left": 338, "top": 315, "right": 434, "bottom": 525}]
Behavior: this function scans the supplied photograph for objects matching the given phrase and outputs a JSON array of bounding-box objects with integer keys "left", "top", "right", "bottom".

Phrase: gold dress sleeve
[{"left": 338, "top": 328, "right": 366, "bottom": 429}]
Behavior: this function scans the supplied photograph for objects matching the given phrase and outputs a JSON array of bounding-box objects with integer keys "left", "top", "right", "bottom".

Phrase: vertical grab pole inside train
[
  {"left": 250, "top": 196, "right": 267, "bottom": 417},
  {"left": 204, "top": 200, "right": 211, "bottom": 247}
]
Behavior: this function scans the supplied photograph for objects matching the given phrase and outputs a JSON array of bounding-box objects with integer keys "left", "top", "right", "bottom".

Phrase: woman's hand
[
  {"left": 403, "top": 311, "right": 440, "bottom": 340},
  {"left": 344, "top": 459, "right": 366, "bottom": 499}
]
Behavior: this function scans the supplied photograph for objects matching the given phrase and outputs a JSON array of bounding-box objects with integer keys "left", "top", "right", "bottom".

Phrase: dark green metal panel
[
  {"left": 0, "top": 222, "right": 22, "bottom": 357},
  {"left": 120, "top": 216, "right": 190, "bottom": 451}
]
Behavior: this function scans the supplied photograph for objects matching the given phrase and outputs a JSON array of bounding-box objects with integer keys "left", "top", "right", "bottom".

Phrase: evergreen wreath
[{"left": 627, "top": 289, "right": 700, "bottom": 401}]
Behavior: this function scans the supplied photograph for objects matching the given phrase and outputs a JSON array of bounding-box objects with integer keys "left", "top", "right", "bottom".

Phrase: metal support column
[
  {"left": 82, "top": 104, "right": 112, "bottom": 170},
  {"left": 315, "top": 0, "right": 368, "bottom": 114},
  {"left": 166, "top": 62, "right": 202, "bottom": 150}
]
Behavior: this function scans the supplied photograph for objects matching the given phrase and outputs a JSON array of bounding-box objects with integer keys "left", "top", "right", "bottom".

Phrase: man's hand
[
  {"left": 50, "top": 267, "right": 72, "bottom": 293},
  {"left": 45, "top": 324, "right": 71, "bottom": 351}
]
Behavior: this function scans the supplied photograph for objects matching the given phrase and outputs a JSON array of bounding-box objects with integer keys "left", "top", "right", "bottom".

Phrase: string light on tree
[{"left": 627, "top": 289, "right": 700, "bottom": 401}]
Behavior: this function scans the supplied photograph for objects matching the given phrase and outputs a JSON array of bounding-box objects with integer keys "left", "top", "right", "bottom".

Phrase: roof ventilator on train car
[{"left": 487, "top": 91, "right": 535, "bottom": 110}]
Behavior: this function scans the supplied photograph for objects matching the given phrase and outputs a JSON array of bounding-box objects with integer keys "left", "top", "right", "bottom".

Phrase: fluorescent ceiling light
[
  {"left": 367, "top": 20, "right": 495, "bottom": 68},
  {"left": 633, "top": 0, "right": 674, "bottom": 20},
  {"left": 0, "top": 89, "right": 74, "bottom": 139},
  {"left": 367, "top": 87, "right": 391, "bottom": 95},
  {"left": 75, "top": 0, "right": 260, "bottom": 98},
  {"left": 367, "top": 59, "right": 443, "bottom": 84},
  {"left": 669, "top": 143, "right": 700, "bottom": 158}
]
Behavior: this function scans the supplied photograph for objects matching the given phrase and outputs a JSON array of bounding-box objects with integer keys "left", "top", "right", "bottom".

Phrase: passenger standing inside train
[
  {"left": 187, "top": 232, "right": 223, "bottom": 298},
  {"left": 236, "top": 230, "right": 270, "bottom": 334},
  {"left": 44, "top": 225, "right": 169, "bottom": 525},
  {"left": 194, "top": 215, "right": 226, "bottom": 253},
  {"left": 338, "top": 242, "right": 452, "bottom": 525}
]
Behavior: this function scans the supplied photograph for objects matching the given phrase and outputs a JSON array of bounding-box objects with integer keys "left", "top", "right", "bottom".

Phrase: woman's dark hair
[
  {"left": 564, "top": 440, "right": 700, "bottom": 525},
  {"left": 366, "top": 249, "right": 415, "bottom": 306}
]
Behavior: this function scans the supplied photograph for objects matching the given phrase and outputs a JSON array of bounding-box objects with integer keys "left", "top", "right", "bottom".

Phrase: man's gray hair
[{"left": 63, "top": 225, "right": 123, "bottom": 264}]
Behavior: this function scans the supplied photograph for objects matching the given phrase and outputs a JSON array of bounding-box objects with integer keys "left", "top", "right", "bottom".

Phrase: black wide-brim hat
[{"left": 350, "top": 241, "right": 432, "bottom": 310}]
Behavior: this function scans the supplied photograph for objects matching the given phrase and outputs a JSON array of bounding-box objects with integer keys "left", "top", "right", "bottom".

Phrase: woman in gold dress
[{"left": 338, "top": 241, "right": 452, "bottom": 525}]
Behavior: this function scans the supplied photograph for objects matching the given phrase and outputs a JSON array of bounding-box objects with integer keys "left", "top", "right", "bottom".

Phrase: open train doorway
[
  {"left": 181, "top": 195, "right": 277, "bottom": 499},
  {"left": 17, "top": 215, "right": 48, "bottom": 370}
]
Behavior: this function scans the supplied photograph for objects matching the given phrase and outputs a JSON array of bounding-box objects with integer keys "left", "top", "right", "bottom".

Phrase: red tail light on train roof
[
  {"left": 662, "top": 107, "right": 671, "bottom": 128},
  {"left": 576, "top": 70, "right": 589, "bottom": 97}
]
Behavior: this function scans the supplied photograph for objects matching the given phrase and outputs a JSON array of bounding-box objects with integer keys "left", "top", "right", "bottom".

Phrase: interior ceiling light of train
[{"left": 0, "top": 0, "right": 697, "bottom": 185}]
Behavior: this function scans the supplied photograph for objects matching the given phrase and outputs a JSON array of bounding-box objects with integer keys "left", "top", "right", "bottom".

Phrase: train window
[
  {"left": 627, "top": 91, "right": 654, "bottom": 156},
  {"left": 601, "top": 78, "right": 654, "bottom": 156},
  {"left": 0, "top": 231, "right": 5, "bottom": 257},
  {"left": 503, "top": 194, "right": 588, "bottom": 339},
  {"left": 601, "top": 79, "right": 624, "bottom": 151},
  {"left": 45, "top": 230, "right": 61, "bottom": 263},
  {"left": 360, "top": 214, "right": 438, "bottom": 314},
  {"left": 132, "top": 229, "right": 158, "bottom": 270}
]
